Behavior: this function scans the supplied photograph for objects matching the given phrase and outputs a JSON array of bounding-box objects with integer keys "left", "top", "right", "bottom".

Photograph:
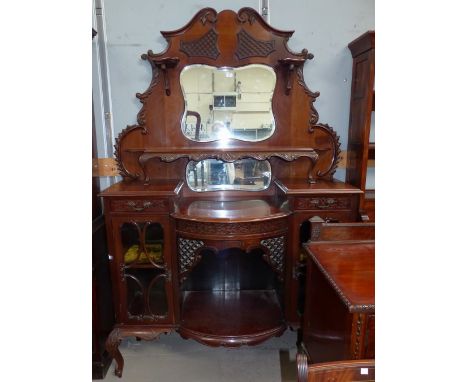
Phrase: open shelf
[
  {"left": 179, "top": 290, "right": 286, "bottom": 347},
  {"left": 126, "top": 146, "right": 319, "bottom": 154},
  {"left": 173, "top": 198, "right": 290, "bottom": 223},
  {"left": 124, "top": 263, "right": 165, "bottom": 269}
]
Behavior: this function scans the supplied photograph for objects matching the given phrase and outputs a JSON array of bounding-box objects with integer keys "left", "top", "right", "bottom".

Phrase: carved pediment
[{"left": 114, "top": 7, "right": 342, "bottom": 183}]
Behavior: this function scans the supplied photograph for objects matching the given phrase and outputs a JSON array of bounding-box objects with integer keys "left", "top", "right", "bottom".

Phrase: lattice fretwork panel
[
  {"left": 178, "top": 238, "right": 205, "bottom": 274},
  {"left": 180, "top": 29, "right": 220, "bottom": 59},
  {"left": 260, "top": 236, "right": 285, "bottom": 276}
]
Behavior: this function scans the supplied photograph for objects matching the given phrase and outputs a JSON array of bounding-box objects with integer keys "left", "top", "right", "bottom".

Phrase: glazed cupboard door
[{"left": 111, "top": 217, "right": 174, "bottom": 325}]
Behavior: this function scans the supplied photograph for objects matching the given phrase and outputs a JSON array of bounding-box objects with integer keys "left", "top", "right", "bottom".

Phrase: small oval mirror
[
  {"left": 186, "top": 159, "right": 272, "bottom": 192},
  {"left": 180, "top": 64, "right": 276, "bottom": 142}
]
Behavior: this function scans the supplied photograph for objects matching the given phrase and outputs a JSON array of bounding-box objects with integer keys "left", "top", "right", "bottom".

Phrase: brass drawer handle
[{"left": 126, "top": 201, "right": 153, "bottom": 211}]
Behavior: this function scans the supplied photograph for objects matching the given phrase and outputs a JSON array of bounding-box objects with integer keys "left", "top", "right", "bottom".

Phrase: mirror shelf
[
  {"left": 126, "top": 147, "right": 320, "bottom": 154},
  {"left": 130, "top": 147, "right": 320, "bottom": 185}
]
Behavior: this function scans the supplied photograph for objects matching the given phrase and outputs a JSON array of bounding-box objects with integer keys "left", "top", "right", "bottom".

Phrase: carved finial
[
  {"left": 200, "top": 9, "right": 217, "bottom": 25},
  {"left": 141, "top": 50, "right": 155, "bottom": 60},
  {"left": 237, "top": 8, "right": 257, "bottom": 25},
  {"left": 301, "top": 49, "right": 314, "bottom": 60}
]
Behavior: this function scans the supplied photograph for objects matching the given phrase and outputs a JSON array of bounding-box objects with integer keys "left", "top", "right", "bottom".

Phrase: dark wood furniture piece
[
  {"left": 345, "top": 31, "right": 375, "bottom": 221},
  {"left": 300, "top": 221, "right": 374, "bottom": 365},
  {"left": 92, "top": 92, "right": 115, "bottom": 378},
  {"left": 92, "top": 215, "right": 114, "bottom": 379},
  {"left": 297, "top": 353, "right": 375, "bottom": 382},
  {"left": 308, "top": 217, "right": 374, "bottom": 242},
  {"left": 100, "top": 8, "right": 363, "bottom": 377}
]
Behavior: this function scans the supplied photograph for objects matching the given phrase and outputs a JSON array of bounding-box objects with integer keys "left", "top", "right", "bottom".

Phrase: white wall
[
  {"left": 269, "top": 0, "right": 374, "bottom": 180},
  {"left": 97, "top": 0, "right": 374, "bottom": 181}
]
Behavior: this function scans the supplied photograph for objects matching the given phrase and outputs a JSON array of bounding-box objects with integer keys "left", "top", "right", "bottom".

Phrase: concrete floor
[{"left": 102, "top": 329, "right": 298, "bottom": 382}]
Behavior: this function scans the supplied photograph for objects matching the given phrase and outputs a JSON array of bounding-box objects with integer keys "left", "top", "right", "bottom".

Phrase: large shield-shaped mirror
[{"left": 180, "top": 64, "right": 276, "bottom": 142}]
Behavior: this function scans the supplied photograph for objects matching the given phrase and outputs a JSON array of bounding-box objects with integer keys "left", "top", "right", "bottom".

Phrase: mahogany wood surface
[
  {"left": 173, "top": 197, "right": 289, "bottom": 222},
  {"left": 100, "top": 179, "right": 183, "bottom": 196},
  {"left": 304, "top": 241, "right": 374, "bottom": 310},
  {"left": 301, "top": 237, "right": 375, "bottom": 364},
  {"left": 275, "top": 178, "right": 362, "bottom": 195},
  {"left": 179, "top": 290, "right": 285, "bottom": 347},
  {"left": 345, "top": 31, "right": 375, "bottom": 213},
  {"left": 100, "top": 7, "right": 364, "bottom": 377}
]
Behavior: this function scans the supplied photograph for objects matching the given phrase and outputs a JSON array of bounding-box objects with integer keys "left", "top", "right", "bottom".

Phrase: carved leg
[
  {"left": 106, "top": 328, "right": 124, "bottom": 377},
  {"left": 105, "top": 327, "right": 172, "bottom": 378}
]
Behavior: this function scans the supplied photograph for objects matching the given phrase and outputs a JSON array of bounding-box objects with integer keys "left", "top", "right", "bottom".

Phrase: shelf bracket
[
  {"left": 143, "top": 56, "right": 180, "bottom": 96},
  {"left": 278, "top": 56, "right": 313, "bottom": 95}
]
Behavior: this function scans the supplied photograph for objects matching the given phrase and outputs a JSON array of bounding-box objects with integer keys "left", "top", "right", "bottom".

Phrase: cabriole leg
[
  {"left": 105, "top": 327, "right": 172, "bottom": 378},
  {"left": 105, "top": 328, "right": 125, "bottom": 377}
]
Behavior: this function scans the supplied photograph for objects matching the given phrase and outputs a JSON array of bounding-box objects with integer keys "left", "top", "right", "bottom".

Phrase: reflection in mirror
[
  {"left": 180, "top": 64, "right": 276, "bottom": 142},
  {"left": 186, "top": 159, "right": 271, "bottom": 192}
]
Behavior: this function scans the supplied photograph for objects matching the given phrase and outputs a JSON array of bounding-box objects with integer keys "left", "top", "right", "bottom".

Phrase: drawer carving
[
  {"left": 111, "top": 199, "right": 167, "bottom": 212},
  {"left": 176, "top": 219, "right": 287, "bottom": 236},
  {"left": 295, "top": 197, "right": 351, "bottom": 210}
]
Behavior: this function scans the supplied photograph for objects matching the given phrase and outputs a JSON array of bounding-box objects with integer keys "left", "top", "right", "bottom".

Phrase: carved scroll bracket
[
  {"left": 114, "top": 125, "right": 148, "bottom": 179},
  {"left": 296, "top": 66, "right": 320, "bottom": 125},
  {"left": 143, "top": 56, "right": 179, "bottom": 96},
  {"left": 133, "top": 150, "right": 319, "bottom": 184},
  {"left": 309, "top": 123, "right": 342, "bottom": 179}
]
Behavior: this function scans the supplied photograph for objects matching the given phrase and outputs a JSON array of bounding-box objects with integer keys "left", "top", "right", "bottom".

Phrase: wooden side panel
[
  {"left": 302, "top": 256, "right": 350, "bottom": 362},
  {"left": 345, "top": 31, "right": 375, "bottom": 210}
]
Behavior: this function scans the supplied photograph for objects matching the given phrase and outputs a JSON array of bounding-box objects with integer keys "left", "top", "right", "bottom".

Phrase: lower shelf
[{"left": 179, "top": 290, "right": 286, "bottom": 347}]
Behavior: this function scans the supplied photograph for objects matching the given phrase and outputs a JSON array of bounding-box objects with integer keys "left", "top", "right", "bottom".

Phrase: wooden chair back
[
  {"left": 309, "top": 216, "right": 375, "bottom": 242},
  {"left": 297, "top": 353, "right": 375, "bottom": 382}
]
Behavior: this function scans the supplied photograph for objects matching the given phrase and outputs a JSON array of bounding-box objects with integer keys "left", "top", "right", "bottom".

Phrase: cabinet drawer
[
  {"left": 295, "top": 196, "right": 353, "bottom": 211},
  {"left": 110, "top": 199, "right": 168, "bottom": 213}
]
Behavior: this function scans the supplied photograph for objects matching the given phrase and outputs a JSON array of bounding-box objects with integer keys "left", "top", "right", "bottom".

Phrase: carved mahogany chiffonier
[{"left": 100, "top": 8, "right": 362, "bottom": 377}]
